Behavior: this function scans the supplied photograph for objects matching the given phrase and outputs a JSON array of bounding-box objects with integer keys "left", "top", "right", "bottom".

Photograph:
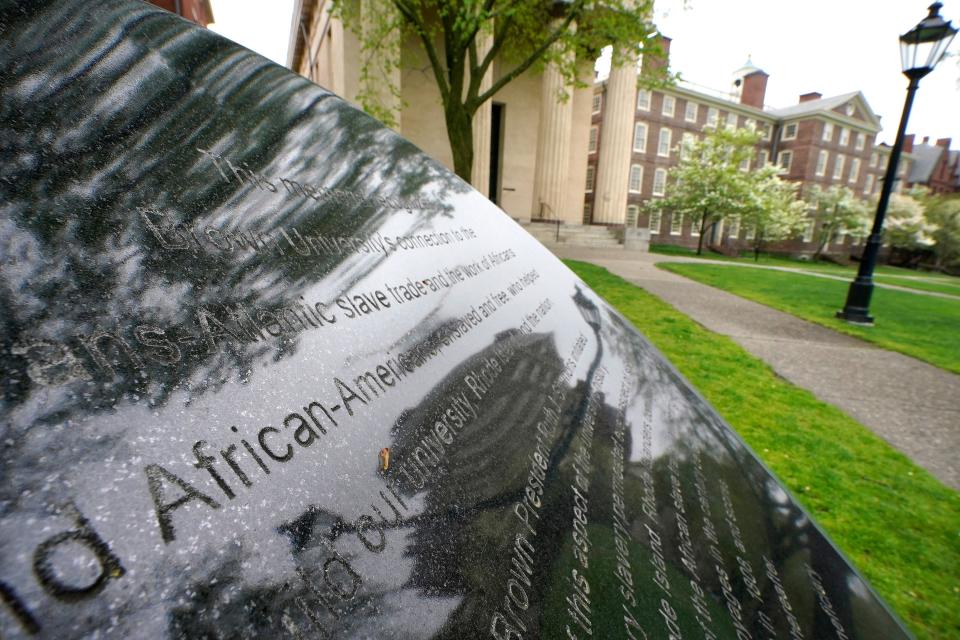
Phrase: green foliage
[
  {"left": 658, "top": 262, "right": 960, "bottom": 374},
  {"left": 804, "top": 185, "right": 870, "bottom": 258},
  {"left": 650, "top": 126, "right": 802, "bottom": 255},
  {"left": 566, "top": 259, "right": 959, "bottom": 640},
  {"left": 880, "top": 191, "right": 933, "bottom": 250},
  {"left": 923, "top": 193, "right": 960, "bottom": 268},
  {"left": 332, "top": 0, "right": 661, "bottom": 181}
]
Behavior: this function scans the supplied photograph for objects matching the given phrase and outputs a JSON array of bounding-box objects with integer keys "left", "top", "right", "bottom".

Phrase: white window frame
[
  {"left": 759, "top": 123, "right": 772, "bottom": 141},
  {"left": 652, "top": 168, "right": 667, "bottom": 196},
  {"left": 657, "top": 128, "right": 673, "bottom": 157},
  {"left": 633, "top": 122, "right": 647, "bottom": 153},
  {"left": 839, "top": 127, "right": 850, "bottom": 146},
  {"left": 637, "top": 89, "right": 651, "bottom": 111},
  {"left": 629, "top": 165, "right": 643, "bottom": 193},
  {"left": 583, "top": 202, "right": 592, "bottom": 224},
  {"left": 833, "top": 154, "right": 846, "bottom": 180},
  {"left": 745, "top": 224, "right": 756, "bottom": 241},
  {"left": 680, "top": 132, "right": 696, "bottom": 160},
  {"left": 822, "top": 122, "right": 834, "bottom": 142},
  {"left": 865, "top": 173, "right": 875, "bottom": 195},
  {"left": 670, "top": 212, "right": 683, "bottom": 235},
  {"left": 745, "top": 118, "right": 756, "bottom": 131},
  {"left": 585, "top": 165, "right": 595, "bottom": 192},
  {"left": 802, "top": 220, "right": 815, "bottom": 243},
  {"left": 870, "top": 151, "right": 878, "bottom": 168},
  {"left": 662, "top": 95, "right": 675, "bottom": 117},
  {"left": 706, "top": 107, "right": 719, "bottom": 128},
  {"left": 757, "top": 149, "right": 768, "bottom": 165},
  {"left": 855, "top": 132, "right": 866, "bottom": 151},
  {"left": 725, "top": 112, "right": 738, "bottom": 129},
  {"left": 626, "top": 204, "right": 640, "bottom": 227},
  {"left": 649, "top": 210, "right": 662, "bottom": 234},
  {"left": 684, "top": 101, "right": 698, "bottom": 123},
  {"left": 591, "top": 93, "right": 602, "bottom": 115},
  {"left": 588, "top": 126, "right": 598, "bottom": 153},
  {"left": 849, "top": 158, "right": 860, "bottom": 184},
  {"left": 689, "top": 217, "right": 700, "bottom": 236},
  {"left": 739, "top": 156, "right": 751, "bottom": 172},
  {"left": 815, "top": 150, "right": 829, "bottom": 177},
  {"left": 782, "top": 122, "right": 798, "bottom": 141},
  {"left": 778, "top": 150, "right": 793, "bottom": 171}
]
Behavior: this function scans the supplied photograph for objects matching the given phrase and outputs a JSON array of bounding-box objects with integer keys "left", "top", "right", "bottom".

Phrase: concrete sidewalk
[{"left": 551, "top": 246, "right": 960, "bottom": 490}]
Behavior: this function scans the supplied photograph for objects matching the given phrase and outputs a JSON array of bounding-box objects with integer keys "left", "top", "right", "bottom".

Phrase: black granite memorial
[{"left": 0, "top": 1, "right": 914, "bottom": 639}]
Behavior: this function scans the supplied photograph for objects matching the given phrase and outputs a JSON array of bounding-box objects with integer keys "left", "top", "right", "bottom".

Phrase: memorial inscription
[{"left": 0, "top": 1, "right": 913, "bottom": 639}]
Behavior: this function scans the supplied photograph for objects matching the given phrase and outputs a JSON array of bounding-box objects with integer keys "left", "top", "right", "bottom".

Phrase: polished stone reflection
[{"left": 0, "top": 1, "right": 912, "bottom": 639}]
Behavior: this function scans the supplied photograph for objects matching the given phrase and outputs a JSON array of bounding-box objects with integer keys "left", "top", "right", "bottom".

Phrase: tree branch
[
  {"left": 474, "top": 4, "right": 580, "bottom": 108},
  {"left": 393, "top": 0, "right": 450, "bottom": 101}
]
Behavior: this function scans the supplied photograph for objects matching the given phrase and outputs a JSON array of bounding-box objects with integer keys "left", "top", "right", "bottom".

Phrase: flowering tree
[
  {"left": 804, "top": 185, "right": 870, "bottom": 259},
  {"left": 649, "top": 127, "right": 761, "bottom": 255},
  {"left": 740, "top": 169, "right": 808, "bottom": 261},
  {"left": 883, "top": 192, "right": 934, "bottom": 250}
]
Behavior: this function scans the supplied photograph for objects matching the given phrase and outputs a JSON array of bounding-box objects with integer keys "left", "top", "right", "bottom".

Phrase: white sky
[{"left": 208, "top": 0, "right": 959, "bottom": 146}]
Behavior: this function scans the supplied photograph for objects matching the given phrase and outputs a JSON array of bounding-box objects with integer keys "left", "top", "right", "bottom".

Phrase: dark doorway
[{"left": 489, "top": 103, "right": 504, "bottom": 204}]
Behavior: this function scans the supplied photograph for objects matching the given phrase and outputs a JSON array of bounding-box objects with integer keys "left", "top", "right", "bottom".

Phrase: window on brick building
[
  {"left": 583, "top": 202, "right": 591, "bottom": 224},
  {"left": 822, "top": 122, "right": 834, "bottom": 142},
  {"left": 839, "top": 127, "right": 850, "bottom": 146},
  {"left": 778, "top": 150, "right": 793, "bottom": 171},
  {"left": 649, "top": 210, "right": 662, "bottom": 234},
  {"left": 588, "top": 126, "right": 598, "bottom": 153},
  {"left": 706, "top": 107, "right": 718, "bottom": 128},
  {"left": 653, "top": 168, "right": 667, "bottom": 196},
  {"left": 815, "top": 150, "right": 829, "bottom": 177},
  {"left": 633, "top": 123, "right": 647, "bottom": 153},
  {"left": 680, "top": 132, "right": 696, "bottom": 159},
  {"left": 637, "top": 89, "right": 651, "bottom": 111},
  {"left": 802, "top": 220, "right": 815, "bottom": 243},
  {"left": 629, "top": 165, "right": 643, "bottom": 193},
  {"left": 849, "top": 158, "right": 860, "bottom": 184},
  {"left": 745, "top": 224, "right": 756, "bottom": 241},
  {"left": 758, "top": 150, "right": 768, "bottom": 165},
  {"left": 585, "top": 166, "right": 594, "bottom": 192},
  {"left": 658, "top": 128, "right": 672, "bottom": 157},
  {"left": 662, "top": 95, "right": 675, "bottom": 117},
  {"left": 685, "top": 101, "right": 698, "bottom": 122},
  {"left": 592, "top": 94, "right": 602, "bottom": 114},
  {"left": 726, "top": 112, "right": 738, "bottom": 129},
  {"left": 865, "top": 173, "right": 875, "bottom": 194},
  {"left": 870, "top": 151, "right": 878, "bottom": 167},
  {"left": 670, "top": 212, "right": 683, "bottom": 234},
  {"left": 782, "top": 122, "right": 798, "bottom": 140},
  {"left": 745, "top": 118, "right": 756, "bottom": 131},
  {"left": 728, "top": 215, "right": 741, "bottom": 238},
  {"left": 855, "top": 132, "right": 866, "bottom": 150},
  {"left": 758, "top": 123, "right": 772, "bottom": 140},
  {"left": 833, "top": 154, "right": 845, "bottom": 180},
  {"left": 739, "top": 156, "right": 751, "bottom": 171},
  {"left": 690, "top": 217, "right": 700, "bottom": 236},
  {"left": 626, "top": 205, "right": 639, "bottom": 227}
]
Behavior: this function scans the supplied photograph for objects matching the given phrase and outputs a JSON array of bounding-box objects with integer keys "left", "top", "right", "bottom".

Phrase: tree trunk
[
  {"left": 445, "top": 103, "right": 475, "bottom": 183},
  {"left": 696, "top": 214, "right": 709, "bottom": 255}
]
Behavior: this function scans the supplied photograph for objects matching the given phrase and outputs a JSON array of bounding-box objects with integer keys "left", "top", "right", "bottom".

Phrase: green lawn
[
  {"left": 649, "top": 244, "right": 960, "bottom": 296},
  {"left": 566, "top": 259, "right": 959, "bottom": 640},
  {"left": 658, "top": 262, "right": 960, "bottom": 374}
]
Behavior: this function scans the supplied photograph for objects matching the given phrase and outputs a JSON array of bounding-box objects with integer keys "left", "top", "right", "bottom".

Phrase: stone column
[
  {"left": 593, "top": 52, "right": 637, "bottom": 224},
  {"left": 531, "top": 29, "right": 575, "bottom": 220},
  {"left": 361, "top": 0, "right": 402, "bottom": 129},
  {"left": 471, "top": 29, "right": 493, "bottom": 195}
]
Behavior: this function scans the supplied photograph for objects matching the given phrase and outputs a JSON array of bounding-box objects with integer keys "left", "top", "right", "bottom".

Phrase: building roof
[
  {"left": 908, "top": 143, "right": 945, "bottom": 183},
  {"left": 766, "top": 91, "right": 882, "bottom": 132}
]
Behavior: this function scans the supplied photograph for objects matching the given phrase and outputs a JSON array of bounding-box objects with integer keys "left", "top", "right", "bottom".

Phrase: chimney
[
  {"left": 740, "top": 70, "right": 768, "bottom": 109},
  {"left": 923, "top": 136, "right": 930, "bottom": 144},
  {"left": 903, "top": 134, "right": 914, "bottom": 153},
  {"left": 642, "top": 35, "right": 671, "bottom": 76},
  {"left": 799, "top": 92, "right": 822, "bottom": 103},
  {"left": 936, "top": 137, "right": 951, "bottom": 148}
]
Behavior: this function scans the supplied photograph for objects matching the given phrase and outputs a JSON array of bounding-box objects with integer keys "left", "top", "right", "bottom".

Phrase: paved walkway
[{"left": 550, "top": 246, "right": 960, "bottom": 490}]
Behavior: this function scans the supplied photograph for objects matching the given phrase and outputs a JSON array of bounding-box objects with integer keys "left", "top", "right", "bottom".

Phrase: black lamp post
[{"left": 837, "top": 2, "right": 957, "bottom": 325}]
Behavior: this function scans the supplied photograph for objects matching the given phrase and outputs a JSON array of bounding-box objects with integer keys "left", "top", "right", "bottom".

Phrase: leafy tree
[
  {"left": 804, "top": 185, "right": 870, "bottom": 260},
  {"left": 649, "top": 126, "right": 762, "bottom": 255},
  {"left": 740, "top": 170, "right": 807, "bottom": 261},
  {"left": 332, "top": 0, "right": 661, "bottom": 182},
  {"left": 883, "top": 192, "right": 933, "bottom": 250},
  {"left": 924, "top": 194, "right": 960, "bottom": 269}
]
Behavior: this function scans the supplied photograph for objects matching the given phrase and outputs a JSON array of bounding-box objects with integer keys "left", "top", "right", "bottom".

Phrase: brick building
[
  {"left": 905, "top": 136, "right": 960, "bottom": 194},
  {"left": 585, "top": 40, "right": 918, "bottom": 256}
]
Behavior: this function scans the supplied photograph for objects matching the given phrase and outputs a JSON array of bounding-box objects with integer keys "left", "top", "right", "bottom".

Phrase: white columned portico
[
  {"left": 471, "top": 29, "right": 494, "bottom": 194},
  {"left": 593, "top": 51, "right": 637, "bottom": 224}
]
